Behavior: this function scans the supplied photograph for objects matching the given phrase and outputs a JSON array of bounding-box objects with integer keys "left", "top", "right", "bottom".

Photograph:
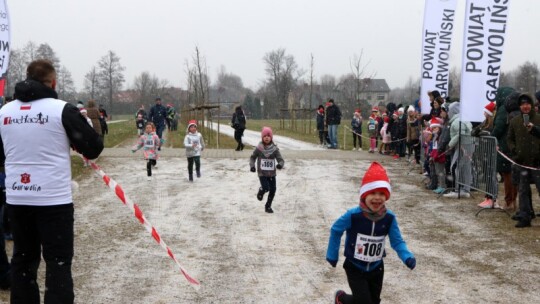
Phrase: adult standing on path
[
  {"left": 507, "top": 93, "right": 540, "bottom": 228},
  {"left": 98, "top": 104, "right": 109, "bottom": 136},
  {"left": 325, "top": 99, "right": 342, "bottom": 149},
  {"left": 149, "top": 97, "right": 168, "bottom": 145},
  {"left": 86, "top": 100, "right": 102, "bottom": 138},
  {"left": 0, "top": 59, "right": 104, "bottom": 304},
  {"left": 231, "top": 105, "right": 247, "bottom": 151}
]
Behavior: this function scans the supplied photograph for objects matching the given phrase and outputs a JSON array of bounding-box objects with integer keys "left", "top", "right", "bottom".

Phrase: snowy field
[{"left": 1, "top": 135, "right": 540, "bottom": 303}]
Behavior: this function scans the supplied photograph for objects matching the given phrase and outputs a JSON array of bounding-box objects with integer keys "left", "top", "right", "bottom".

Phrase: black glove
[
  {"left": 250, "top": 167, "right": 256, "bottom": 172},
  {"left": 326, "top": 258, "right": 337, "bottom": 268},
  {"left": 276, "top": 164, "right": 282, "bottom": 170},
  {"left": 405, "top": 257, "right": 416, "bottom": 270}
]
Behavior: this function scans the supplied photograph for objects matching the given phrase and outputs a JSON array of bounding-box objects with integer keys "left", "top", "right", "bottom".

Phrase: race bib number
[
  {"left": 368, "top": 124, "right": 376, "bottom": 131},
  {"left": 261, "top": 159, "right": 275, "bottom": 171},
  {"left": 354, "top": 233, "right": 385, "bottom": 262},
  {"left": 432, "top": 141, "right": 438, "bottom": 150},
  {"left": 144, "top": 138, "right": 155, "bottom": 149}
]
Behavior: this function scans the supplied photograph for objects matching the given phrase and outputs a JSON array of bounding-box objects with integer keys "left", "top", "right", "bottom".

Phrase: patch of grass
[
  {"left": 219, "top": 119, "right": 370, "bottom": 150},
  {"left": 104, "top": 120, "right": 137, "bottom": 148}
]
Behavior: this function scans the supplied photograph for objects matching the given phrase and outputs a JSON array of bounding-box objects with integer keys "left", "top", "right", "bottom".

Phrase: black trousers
[
  {"left": 341, "top": 259, "right": 384, "bottom": 304},
  {"left": 352, "top": 133, "right": 362, "bottom": 149},
  {"left": 259, "top": 176, "right": 276, "bottom": 207},
  {"left": 146, "top": 159, "right": 157, "bottom": 176},
  {"left": 7, "top": 203, "right": 75, "bottom": 304},
  {"left": 187, "top": 156, "right": 201, "bottom": 175},
  {"left": 234, "top": 129, "right": 244, "bottom": 144},
  {"left": 513, "top": 166, "right": 540, "bottom": 221},
  {"left": 0, "top": 188, "right": 8, "bottom": 274}
]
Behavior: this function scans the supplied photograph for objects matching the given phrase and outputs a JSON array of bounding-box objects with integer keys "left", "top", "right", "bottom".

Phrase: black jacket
[{"left": 326, "top": 104, "right": 342, "bottom": 125}]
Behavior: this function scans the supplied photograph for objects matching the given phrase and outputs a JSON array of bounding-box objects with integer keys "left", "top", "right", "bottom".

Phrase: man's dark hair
[{"left": 26, "top": 59, "right": 56, "bottom": 83}]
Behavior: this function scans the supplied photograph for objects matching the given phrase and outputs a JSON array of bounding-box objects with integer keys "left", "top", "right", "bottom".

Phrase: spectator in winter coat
[
  {"left": 325, "top": 99, "right": 342, "bottom": 149},
  {"left": 491, "top": 88, "right": 519, "bottom": 211},
  {"left": 98, "top": 104, "right": 109, "bottom": 136},
  {"left": 443, "top": 102, "right": 473, "bottom": 198},
  {"left": 86, "top": 99, "right": 102, "bottom": 136},
  {"left": 406, "top": 106, "right": 421, "bottom": 164},
  {"left": 367, "top": 109, "right": 379, "bottom": 153},
  {"left": 395, "top": 107, "right": 408, "bottom": 158},
  {"left": 351, "top": 109, "right": 363, "bottom": 150},
  {"left": 231, "top": 106, "right": 247, "bottom": 151},
  {"left": 316, "top": 105, "right": 326, "bottom": 146},
  {"left": 473, "top": 102, "right": 498, "bottom": 209},
  {"left": 379, "top": 116, "right": 391, "bottom": 154},
  {"left": 507, "top": 93, "right": 540, "bottom": 228}
]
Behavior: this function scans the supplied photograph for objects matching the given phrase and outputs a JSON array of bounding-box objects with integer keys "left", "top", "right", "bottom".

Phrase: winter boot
[
  {"left": 240, "top": 143, "right": 245, "bottom": 150},
  {"left": 189, "top": 174, "right": 193, "bottom": 182},
  {"left": 235, "top": 143, "right": 241, "bottom": 151},
  {"left": 196, "top": 170, "right": 201, "bottom": 178},
  {"left": 265, "top": 192, "right": 275, "bottom": 213},
  {"left": 257, "top": 188, "right": 265, "bottom": 201}
]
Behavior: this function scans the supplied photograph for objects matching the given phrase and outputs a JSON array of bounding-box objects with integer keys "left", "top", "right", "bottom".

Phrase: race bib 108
[{"left": 354, "top": 233, "right": 385, "bottom": 262}]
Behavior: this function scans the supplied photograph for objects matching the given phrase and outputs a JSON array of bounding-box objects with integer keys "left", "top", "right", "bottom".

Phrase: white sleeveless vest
[{"left": 0, "top": 98, "right": 72, "bottom": 206}]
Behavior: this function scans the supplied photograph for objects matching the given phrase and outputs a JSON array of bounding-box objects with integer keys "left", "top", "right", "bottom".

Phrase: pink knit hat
[{"left": 261, "top": 127, "right": 273, "bottom": 140}]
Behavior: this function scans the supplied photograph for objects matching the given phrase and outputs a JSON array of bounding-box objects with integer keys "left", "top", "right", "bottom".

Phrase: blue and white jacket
[{"left": 326, "top": 206, "right": 413, "bottom": 272}]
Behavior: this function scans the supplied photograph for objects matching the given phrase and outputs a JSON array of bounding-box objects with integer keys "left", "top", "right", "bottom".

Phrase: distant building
[{"left": 357, "top": 79, "right": 391, "bottom": 106}]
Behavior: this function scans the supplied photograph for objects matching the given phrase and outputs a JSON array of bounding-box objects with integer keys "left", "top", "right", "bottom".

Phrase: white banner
[
  {"left": 420, "top": 0, "right": 458, "bottom": 114},
  {"left": 459, "top": 0, "right": 510, "bottom": 122},
  {"left": 0, "top": 0, "right": 10, "bottom": 96}
]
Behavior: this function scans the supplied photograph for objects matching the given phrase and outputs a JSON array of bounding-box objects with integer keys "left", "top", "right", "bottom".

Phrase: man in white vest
[{"left": 0, "top": 59, "right": 104, "bottom": 304}]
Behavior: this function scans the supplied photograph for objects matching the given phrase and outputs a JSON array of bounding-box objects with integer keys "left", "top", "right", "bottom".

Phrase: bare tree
[
  {"left": 6, "top": 49, "right": 27, "bottom": 96},
  {"left": 186, "top": 47, "right": 210, "bottom": 107},
  {"left": 83, "top": 66, "right": 101, "bottom": 100},
  {"left": 56, "top": 65, "right": 76, "bottom": 101},
  {"left": 22, "top": 41, "right": 38, "bottom": 63},
  {"left": 515, "top": 61, "right": 539, "bottom": 94},
  {"left": 263, "top": 48, "right": 300, "bottom": 112},
  {"left": 350, "top": 50, "right": 375, "bottom": 101},
  {"left": 97, "top": 50, "right": 125, "bottom": 112},
  {"left": 308, "top": 53, "right": 315, "bottom": 132},
  {"left": 36, "top": 43, "right": 61, "bottom": 70}
]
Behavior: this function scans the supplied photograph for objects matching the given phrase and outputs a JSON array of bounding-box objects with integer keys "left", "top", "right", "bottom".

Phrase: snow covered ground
[{"left": 1, "top": 131, "right": 540, "bottom": 303}]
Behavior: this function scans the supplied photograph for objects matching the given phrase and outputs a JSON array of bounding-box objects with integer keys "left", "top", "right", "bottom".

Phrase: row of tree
[{"left": 5, "top": 41, "right": 540, "bottom": 119}]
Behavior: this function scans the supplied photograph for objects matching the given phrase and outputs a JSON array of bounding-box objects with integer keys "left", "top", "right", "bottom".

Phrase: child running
[
  {"left": 249, "top": 127, "right": 284, "bottom": 213},
  {"left": 184, "top": 120, "right": 205, "bottom": 182},
  {"left": 326, "top": 162, "right": 416, "bottom": 304},
  {"left": 132, "top": 122, "right": 161, "bottom": 181}
]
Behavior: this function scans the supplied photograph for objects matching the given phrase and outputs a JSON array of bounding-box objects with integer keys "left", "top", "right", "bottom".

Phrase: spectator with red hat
[
  {"left": 326, "top": 162, "right": 415, "bottom": 304},
  {"left": 472, "top": 101, "right": 499, "bottom": 208},
  {"left": 351, "top": 109, "right": 363, "bottom": 151},
  {"left": 367, "top": 109, "right": 379, "bottom": 153}
]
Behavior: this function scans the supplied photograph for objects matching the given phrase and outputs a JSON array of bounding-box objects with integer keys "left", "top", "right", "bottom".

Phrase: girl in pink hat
[{"left": 249, "top": 127, "right": 285, "bottom": 213}]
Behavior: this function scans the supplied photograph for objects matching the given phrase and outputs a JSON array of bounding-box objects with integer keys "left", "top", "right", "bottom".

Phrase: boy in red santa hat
[{"left": 326, "top": 162, "right": 416, "bottom": 304}]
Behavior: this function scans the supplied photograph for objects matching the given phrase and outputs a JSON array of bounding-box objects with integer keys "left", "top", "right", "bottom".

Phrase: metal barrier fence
[{"left": 455, "top": 135, "right": 498, "bottom": 199}]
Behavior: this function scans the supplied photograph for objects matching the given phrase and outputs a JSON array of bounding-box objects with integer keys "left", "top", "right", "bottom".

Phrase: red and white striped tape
[{"left": 82, "top": 156, "right": 200, "bottom": 288}]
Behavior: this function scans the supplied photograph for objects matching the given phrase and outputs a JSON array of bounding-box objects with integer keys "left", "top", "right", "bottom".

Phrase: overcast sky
[{"left": 7, "top": 0, "right": 539, "bottom": 92}]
